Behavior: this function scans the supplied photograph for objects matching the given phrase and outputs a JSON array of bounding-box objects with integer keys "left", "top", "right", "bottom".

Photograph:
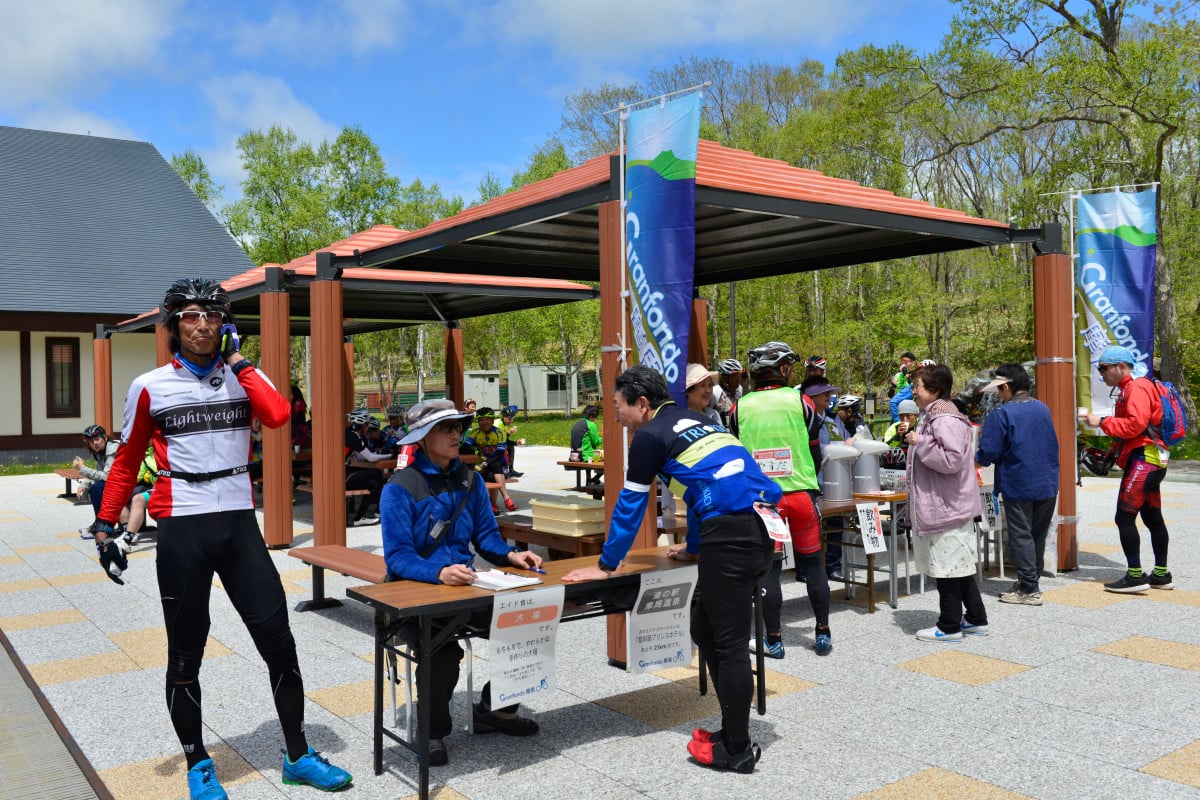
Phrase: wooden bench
[
  {"left": 288, "top": 544, "right": 388, "bottom": 612},
  {"left": 53, "top": 468, "right": 84, "bottom": 500}
]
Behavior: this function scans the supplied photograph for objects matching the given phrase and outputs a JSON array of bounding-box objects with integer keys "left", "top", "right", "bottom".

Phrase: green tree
[
  {"left": 169, "top": 149, "right": 223, "bottom": 209},
  {"left": 320, "top": 125, "right": 398, "bottom": 235}
]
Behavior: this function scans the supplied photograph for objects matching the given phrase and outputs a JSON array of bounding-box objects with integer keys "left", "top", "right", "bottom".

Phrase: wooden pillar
[
  {"left": 343, "top": 337, "right": 356, "bottom": 412},
  {"left": 311, "top": 254, "right": 347, "bottom": 547},
  {"left": 444, "top": 324, "right": 464, "bottom": 406},
  {"left": 261, "top": 268, "right": 294, "bottom": 547},
  {"left": 92, "top": 326, "right": 113, "bottom": 434},
  {"left": 1033, "top": 248, "right": 1078, "bottom": 571},
  {"left": 689, "top": 296, "right": 709, "bottom": 366},
  {"left": 155, "top": 323, "right": 171, "bottom": 367},
  {"left": 600, "top": 199, "right": 658, "bottom": 666}
]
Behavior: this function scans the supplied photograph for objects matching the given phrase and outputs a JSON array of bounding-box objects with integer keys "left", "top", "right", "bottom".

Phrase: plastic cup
[{"left": 1077, "top": 407, "right": 1088, "bottom": 418}]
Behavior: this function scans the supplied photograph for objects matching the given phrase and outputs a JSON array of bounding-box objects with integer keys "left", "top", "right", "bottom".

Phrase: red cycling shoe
[
  {"left": 504, "top": 498, "right": 518, "bottom": 512},
  {"left": 686, "top": 739, "right": 760, "bottom": 774},
  {"left": 691, "top": 727, "right": 722, "bottom": 744}
]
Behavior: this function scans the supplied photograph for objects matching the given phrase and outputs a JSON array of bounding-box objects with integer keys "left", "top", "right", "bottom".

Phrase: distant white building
[
  {"left": 507, "top": 365, "right": 579, "bottom": 412},
  {"left": 463, "top": 370, "right": 502, "bottom": 409}
]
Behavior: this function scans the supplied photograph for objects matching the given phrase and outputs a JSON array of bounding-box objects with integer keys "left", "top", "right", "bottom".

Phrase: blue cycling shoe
[
  {"left": 282, "top": 747, "right": 353, "bottom": 791},
  {"left": 187, "top": 759, "right": 228, "bottom": 800}
]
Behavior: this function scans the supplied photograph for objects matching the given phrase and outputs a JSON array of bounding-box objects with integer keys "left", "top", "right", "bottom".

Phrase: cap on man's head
[
  {"left": 897, "top": 399, "right": 919, "bottom": 415},
  {"left": 685, "top": 362, "right": 719, "bottom": 390},
  {"left": 399, "top": 399, "right": 475, "bottom": 445},
  {"left": 1098, "top": 345, "right": 1136, "bottom": 366},
  {"left": 802, "top": 381, "right": 840, "bottom": 397}
]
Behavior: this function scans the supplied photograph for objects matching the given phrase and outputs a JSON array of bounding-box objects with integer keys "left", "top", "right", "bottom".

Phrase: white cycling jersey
[{"left": 99, "top": 357, "right": 289, "bottom": 521}]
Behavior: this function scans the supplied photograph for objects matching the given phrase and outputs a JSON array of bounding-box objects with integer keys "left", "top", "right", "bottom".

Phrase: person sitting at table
[
  {"left": 569, "top": 404, "right": 603, "bottom": 463},
  {"left": 383, "top": 404, "right": 406, "bottom": 451},
  {"left": 345, "top": 408, "right": 391, "bottom": 526},
  {"left": 381, "top": 399, "right": 544, "bottom": 767},
  {"left": 563, "top": 365, "right": 781, "bottom": 775},
  {"left": 464, "top": 407, "right": 518, "bottom": 513}
]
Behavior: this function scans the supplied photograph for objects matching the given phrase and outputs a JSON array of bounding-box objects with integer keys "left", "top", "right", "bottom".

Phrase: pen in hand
[
  {"left": 466, "top": 555, "right": 477, "bottom": 572},
  {"left": 528, "top": 566, "right": 546, "bottom": 574}
]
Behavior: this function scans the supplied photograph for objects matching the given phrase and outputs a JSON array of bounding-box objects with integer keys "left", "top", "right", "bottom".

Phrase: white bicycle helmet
[
  {"left": 718, "top": 358, "right": 744, "bottom": 374},
  {"left": 836, "top": 393, "right": 863, "bottom": 409},
  {"left": 920, "top": 358, "right": 937, "bottom": 367},
  {"left": 347, "top": 408, "right": 371, "bottom": 426}
]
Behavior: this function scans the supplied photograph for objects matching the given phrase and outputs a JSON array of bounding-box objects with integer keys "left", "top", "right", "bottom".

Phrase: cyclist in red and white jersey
[{"left": 92, "top": 278, "right": 351, "bottom": 799}]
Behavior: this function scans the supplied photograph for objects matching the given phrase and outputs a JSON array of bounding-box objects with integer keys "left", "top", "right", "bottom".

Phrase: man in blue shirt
[
  {"left": 975, "top": 364, "right": 1059, "bottom": 605},
  {"left": 563, "top": 365, "right": 781, "bottom": 774}
]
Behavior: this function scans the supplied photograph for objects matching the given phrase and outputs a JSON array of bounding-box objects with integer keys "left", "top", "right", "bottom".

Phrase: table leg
[
  {"left": 888, "top": 502, "right": 899, "bottom": 608},
  {"left": 866, "top": 553, "right": 875, "bottom": 613},
  {"left": 373, "top": 614, "right": 384, "bottom": 775},
  {"left": 418, "top": 616, "right": 431, "bottom": 800}
]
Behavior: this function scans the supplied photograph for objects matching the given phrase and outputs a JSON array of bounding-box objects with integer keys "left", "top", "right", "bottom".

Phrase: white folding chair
[{"left": 385, "top": 635, "right": 475, "bottom": 738}]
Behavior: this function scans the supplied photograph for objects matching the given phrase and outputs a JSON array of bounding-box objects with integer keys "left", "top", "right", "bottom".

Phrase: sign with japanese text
[
  {"left": 488, "top": 585, "right": 565, "bottom": 706},
  {"left": 855, "top": 502, "right": 887, "bottom": 555},
  {"left": 626, "top": 566, "right": 697, "bottom": 674}
]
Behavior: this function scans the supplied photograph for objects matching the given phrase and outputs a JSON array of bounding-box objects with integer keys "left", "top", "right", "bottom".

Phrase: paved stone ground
[{"left": 0, "top": 447, "right": 1197, "bottom": 799}]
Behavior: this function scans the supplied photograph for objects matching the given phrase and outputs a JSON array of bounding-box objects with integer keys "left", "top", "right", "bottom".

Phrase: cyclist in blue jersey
[{"left": 563, "top": 365, "right": 781, "bottom": 774}]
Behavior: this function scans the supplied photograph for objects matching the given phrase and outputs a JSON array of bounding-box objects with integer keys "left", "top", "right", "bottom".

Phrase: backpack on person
[{"left": 1148, "top": 378, "right": 1188, "bottom": 447}]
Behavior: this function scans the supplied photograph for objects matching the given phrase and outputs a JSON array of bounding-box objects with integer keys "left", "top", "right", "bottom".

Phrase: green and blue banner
[
  {"left": 1074, "top": 188, "right": 1157, "bottom": 414},
  {"left": 625, "top": 93, "right": 701, "bottom": 404}
]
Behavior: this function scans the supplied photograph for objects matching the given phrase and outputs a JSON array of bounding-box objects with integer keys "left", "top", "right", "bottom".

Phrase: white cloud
[
  {"left": 199, "top": 72, "right": 342, "bottom": 199},
  {"left": 0, "top": 0, "right": 181, "bottom": 108},
  {"left": 474, "top": 0, "right": 871, "bottom": 60},
  {"left": 15, "top": 106, "right": 137, "bottom": 141},
  {"left": 227, "top": 0, "right": 409, "bottom": 59}
]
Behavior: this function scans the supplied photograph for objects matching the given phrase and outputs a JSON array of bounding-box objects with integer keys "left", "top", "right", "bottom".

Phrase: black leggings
[
  {"left": 691, "top": 513, "right": 772, "bottom": 754},
  {"left": 1116, "top": 452, "right": 1169, "bottom": 570},
  {"left": 761, "top": 554, "right": 830, "bottom": 634},
  {"left": 157, "top": 510, "right": 307, "bottom": 766}
]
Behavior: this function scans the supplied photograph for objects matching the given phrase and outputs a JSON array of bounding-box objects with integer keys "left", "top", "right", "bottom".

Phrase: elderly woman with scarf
[{"left": 905, "top": 363, "right": 988, "bottom": 642}]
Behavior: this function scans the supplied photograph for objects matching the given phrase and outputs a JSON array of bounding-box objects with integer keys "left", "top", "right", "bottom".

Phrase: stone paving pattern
[{"left": 0, "top": 446, "right": 1197, "bottom": 799}]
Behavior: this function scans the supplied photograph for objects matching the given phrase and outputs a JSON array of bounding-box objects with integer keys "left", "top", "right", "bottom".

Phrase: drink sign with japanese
[
  {"left": 979, "top": 488, "right": 997, "bottom": 533},
  {"left": 626, "top": 565, "right": 698, "bottom": 674},
  {"left": 855, "top": 502, "right": 887, "bottom": 555},
  {"left": 488, "top": 585, "right": 565, "bottom": 706}
]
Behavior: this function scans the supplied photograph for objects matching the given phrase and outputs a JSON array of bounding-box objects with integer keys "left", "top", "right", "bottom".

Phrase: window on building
[
  {"left": 547, "top": 372, "right": 566, "bottom": 392},
  {"left": 46, "top": 337, "right": 80, "bottom": 418}
]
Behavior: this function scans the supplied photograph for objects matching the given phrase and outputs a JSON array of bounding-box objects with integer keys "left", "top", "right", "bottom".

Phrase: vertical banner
[
  {"left": 488, "top": 585, "right": 565, "bottom": 706},
  {"left": 625, "top": 93, "right": 702, "bottom": 404},
  {"left": 1074, "top": 188, "right": 1157, "bottom": 415},
  {"left": 626, "top": 565, "right": 698, "bottom": 674},
  {"left": 855, "top": 502, "right": 887, "bottom": 555}
]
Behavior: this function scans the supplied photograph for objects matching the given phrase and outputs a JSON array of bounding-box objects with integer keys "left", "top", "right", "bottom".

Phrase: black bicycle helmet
[
  {"left": 747, "top": 341, "right": 796, "bottom": 372},
  {"left": 386, "top": 404, "right": 404, "bottom": 417},
  {"left": 82, "top": 424, "right": 106, "bottom": 439},
  {"left": 162, "top": 278, "right": 230, "bottom": 316},
  {"left": 1081, "top": 446, "right": 1115, "bottom": 477}
]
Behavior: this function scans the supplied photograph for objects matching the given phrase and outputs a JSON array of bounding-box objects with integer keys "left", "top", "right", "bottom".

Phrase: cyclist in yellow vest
[{"left": 731, "top": 341, "right": 832, "bottom": 656}]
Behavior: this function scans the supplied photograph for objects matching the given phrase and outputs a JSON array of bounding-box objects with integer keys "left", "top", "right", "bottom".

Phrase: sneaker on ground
[
  {"left": 960, "top": 619, "right": 989, "bottom": 636},
  {"left": 429, "top": 738, "right": 448, "bottom": 767},
  {"left": 352, "top": 516, "right": 380, "bottom": 527},
  {"left": 79, "top": 525, "right": 95, "bottom": 540},
  {"left": 187, "top": 758, "right": 228, "bottom": 800},
  {"left": 1104, "top": 573, "right": 1150, "bottom": 593},
  {"left": 827, "top": 570, "right": 845, "bottom": 583},
  {"left": 691, "top": 727, "right": 722, "bottom": 744},
  {"left": 504, "top": 497, "right": 518, "bottom": 512},
  {"left": 814, "top": 631, "right": 833, "bottom": 654},
  {"left": 1148, "top": 572, "right": 1175, "bottom": 590},
  {"left": 761, "top": 638, "right": 785, "bottom": 659},
  {"left": 916, "top": 625, "right": 962, "bottom": 643},
  {"left": 508, "top": 470, "right": 524, "bottom": 478},
  {"left": 999, "top": 589, "right": 1043, "bottom": 606},
  {"left": 281, "top": 747, "right": 353, "bottom": 791},
  {"left": 473, "top": 704, "right": 539, "bottom": 736},
  {"left": 686, "top": 739, "right": 761, "bottom": 774}
]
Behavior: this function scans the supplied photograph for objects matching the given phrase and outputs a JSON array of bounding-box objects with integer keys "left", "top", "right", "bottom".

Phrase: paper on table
[{"left": 472, "top": 569, "right": 542, "bottom": 592}]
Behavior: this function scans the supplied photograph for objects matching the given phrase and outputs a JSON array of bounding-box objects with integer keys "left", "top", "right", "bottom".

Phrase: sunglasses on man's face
[
  {"left": 1097, "top": 363, "right": 1112, "bottom": 374},
  {"left": 434, "top": 421, "right": 464, "bottom": 435},
  {"left": 174, "top": 310, "right": 225, "bottom": 325}
]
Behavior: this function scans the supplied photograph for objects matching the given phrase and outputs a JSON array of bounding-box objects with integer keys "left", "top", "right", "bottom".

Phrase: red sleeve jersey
[
  {"left": 1100, "top": 374, "right": 1162, "bottom": 468},
  {"left": 99, "top": 358, "right": 289, "bottom": 523}
]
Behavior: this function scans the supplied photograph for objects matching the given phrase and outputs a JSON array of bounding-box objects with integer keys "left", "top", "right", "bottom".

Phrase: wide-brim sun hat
[
  {"left": 685, "top": 362, "right": 720, "bottom": 390},
  {"left": 980, "top": 377, "right": 1011, "bottom": 393},
  {"left": 803, "top": 381, "right": 840, "bottom": 397},
  {"left": 400, "top": 399, "right": 475, "bottom": 445}
]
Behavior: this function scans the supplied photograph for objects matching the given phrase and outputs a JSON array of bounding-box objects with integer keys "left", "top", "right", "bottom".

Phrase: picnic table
[{"left": 557, "top": 459, "right": 605, "bottom": 490}]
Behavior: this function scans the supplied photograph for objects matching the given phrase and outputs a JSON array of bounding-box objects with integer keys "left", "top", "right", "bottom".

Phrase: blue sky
[{"left": 1, "top": 0, "right": 958, "bottom": 206}]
